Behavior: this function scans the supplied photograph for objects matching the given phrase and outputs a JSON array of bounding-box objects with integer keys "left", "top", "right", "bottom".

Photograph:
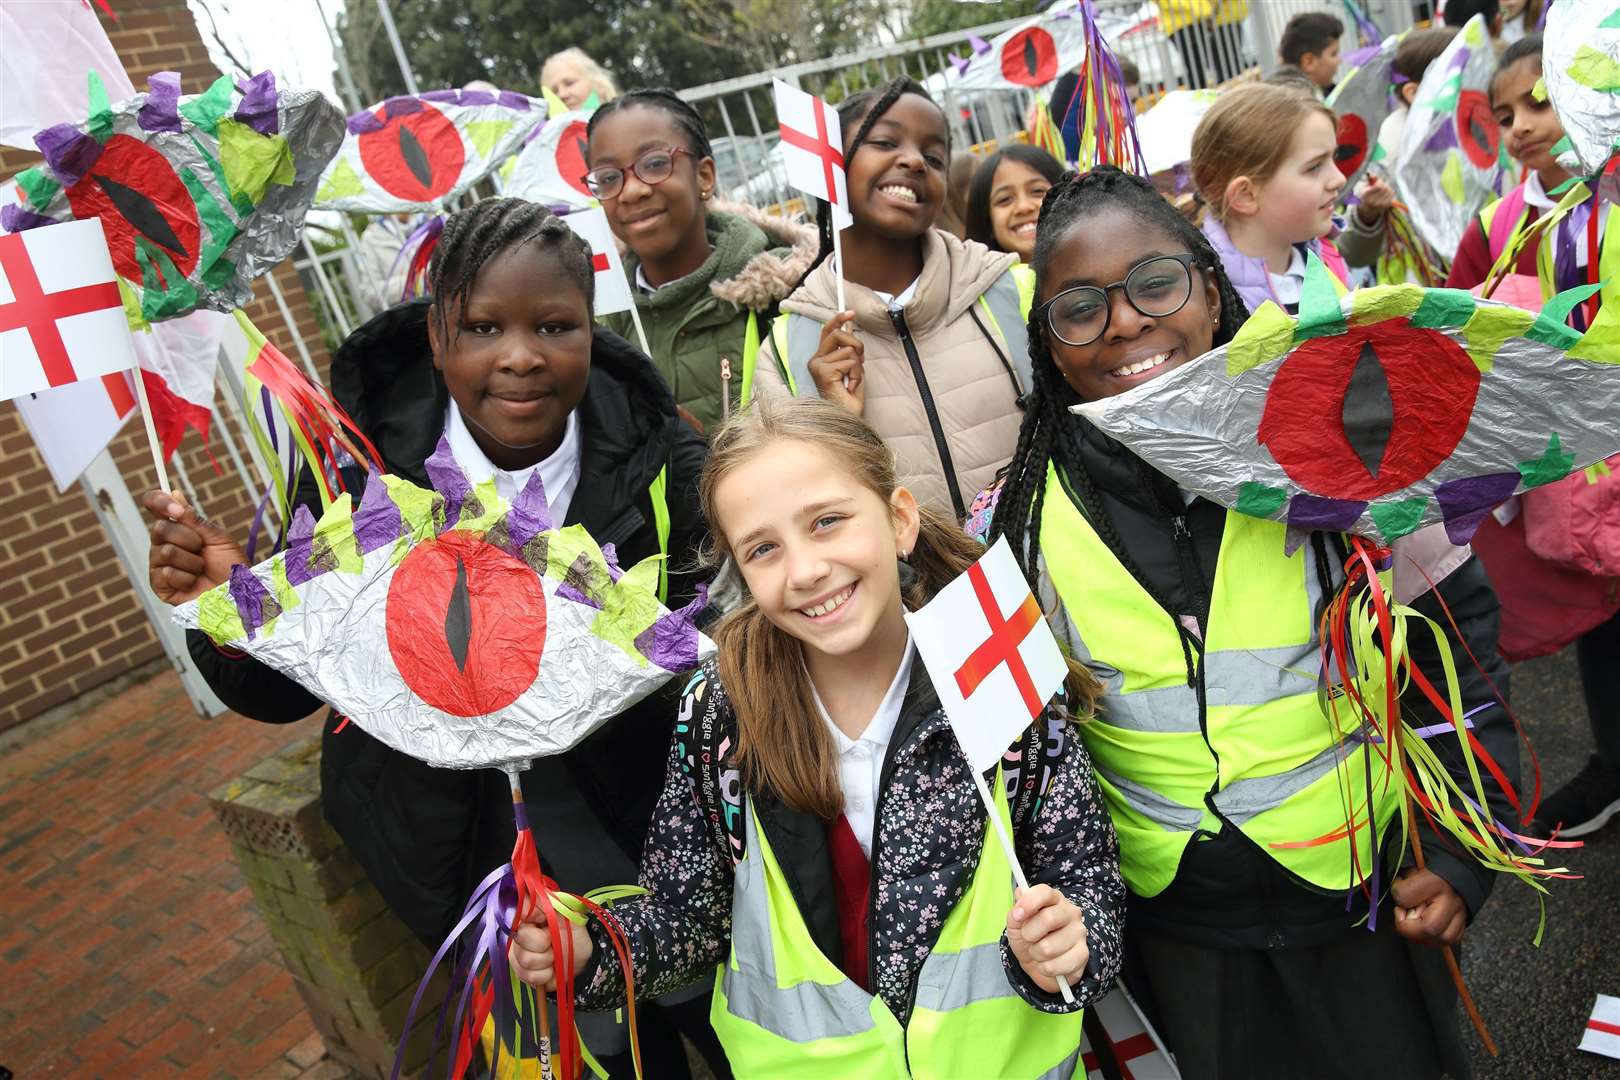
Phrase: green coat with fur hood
[{"left": 603, "top": 202, "right": 816, "bottom": 434}]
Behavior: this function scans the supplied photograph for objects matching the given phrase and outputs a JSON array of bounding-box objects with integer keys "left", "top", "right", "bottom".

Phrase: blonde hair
[
  {"left": 539, "top": 47, "right": 618, "bottom": 105},
  {"left": 1191, "top": 82, "right": 1336, "bottom": 221},
  {"left": 700, "top": 397, "right": 1098, "bottom": 819}
]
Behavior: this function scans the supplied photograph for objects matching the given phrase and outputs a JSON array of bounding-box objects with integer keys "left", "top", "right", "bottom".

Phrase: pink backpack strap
[{"left": 1486, "top": 184, "right": 1530, "bottom": 264}]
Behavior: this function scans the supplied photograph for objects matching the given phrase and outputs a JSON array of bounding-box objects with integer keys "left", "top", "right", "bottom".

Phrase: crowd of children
[{"left": 140, "top": 11, "right": 1614, "bottom": 1079}]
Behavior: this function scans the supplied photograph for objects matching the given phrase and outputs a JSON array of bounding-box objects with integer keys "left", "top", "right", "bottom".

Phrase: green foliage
[
  {"left": 906, "top": 0, "right": 1043, "bottom": 40},
  {"left": 336, "top": 0, "right": 753, "bottom": 102}
]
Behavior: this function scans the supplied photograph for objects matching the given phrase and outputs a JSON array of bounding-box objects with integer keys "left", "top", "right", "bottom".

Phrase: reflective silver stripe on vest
[
  {"left": 1094, "top": 765, "right": 1206, "bottom": 832},
  {"left": 722, "top": 804, "right": 878, "bottom": 1041},
  {"left": 780, "top": 314, "right": 826, "bottom": 399},
  {"left": 912, "top": 939, "right": 1017, "bottom": 1013},
  {"left": 1211, "top": 730, "right": 1371, "bottom": 825},
  {"left": 1205, "top": 643, "right": 1323, "bottom": 707},
  {"left": 979, "top": 270, "right": 1033, "bottom": 398},
  {"left": 1036, "top": 1047, "right": 1083, "bottom": 1080}
]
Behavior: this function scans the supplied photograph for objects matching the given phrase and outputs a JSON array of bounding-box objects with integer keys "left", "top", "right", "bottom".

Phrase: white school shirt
[
  {"left": 809, "top": 634, "right": 916, "bottom": 859},
  {"left": 831, "top": 255, "right": 919, "bottom": 309},
  {"left": 1268, "top": 245, "right": 1307, "bottom": 312},
  {"left": 444, "top": 398, "right": 581, "bottom": 523}
]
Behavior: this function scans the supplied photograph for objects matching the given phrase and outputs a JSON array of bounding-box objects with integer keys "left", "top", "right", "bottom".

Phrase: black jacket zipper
[{"left": 889, "top": 308, "right": 965, "bottom": 519}]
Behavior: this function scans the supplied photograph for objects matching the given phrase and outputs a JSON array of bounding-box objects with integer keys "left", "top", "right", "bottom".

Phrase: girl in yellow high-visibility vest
[
  {"left": 513, "top": 398, "right": 1126, "bottom": 1078},
  {"left": 966, "top": 165, "right": 1520, "bottom": 1080}
]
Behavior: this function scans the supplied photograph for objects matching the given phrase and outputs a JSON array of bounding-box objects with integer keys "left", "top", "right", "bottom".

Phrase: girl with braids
[
  {"left": 585, "top": 89, "right": 817, "bottom": 433},
  {"left": 512, "top": 396, "right": 1124, "bottom": 1075},
  {"left": 752, "top": 78, "right": 1038, "bottom": 522},
  {"left": 969, "top": 166, "right": 1519, "bottom": 1080},
  {"left": 143, "top": 197, "right": 725, "bottom": 1078}
]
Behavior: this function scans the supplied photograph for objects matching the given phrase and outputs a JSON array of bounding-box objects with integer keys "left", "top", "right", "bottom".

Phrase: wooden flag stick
[
  {"left": 970, "top": 768, "right": 1077, "bottom": 1005},
  {"left": 128, "top": 366, "right": 172, "bottom": 494}
]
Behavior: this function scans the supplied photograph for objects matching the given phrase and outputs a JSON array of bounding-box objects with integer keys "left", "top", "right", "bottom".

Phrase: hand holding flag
[{"left": 906, "top": 536, "right": 1079, "bottom": 1003}]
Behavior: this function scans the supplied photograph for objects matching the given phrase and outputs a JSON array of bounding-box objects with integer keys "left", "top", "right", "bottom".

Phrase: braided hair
[
  {"left": 587, "top": 87, "right": 713, "bottom": 160},
  {"left": 427, "top": 197, "right": 595, "bottom": 342},
  {"left": 798, "top": 77, "right": 947, "bottom": 288},
  {"left": 992, "top": 166, "right": 1248, "bottom": 664}
]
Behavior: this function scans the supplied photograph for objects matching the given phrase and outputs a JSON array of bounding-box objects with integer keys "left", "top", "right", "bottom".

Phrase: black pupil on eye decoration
[
  {"left": 1024, "top": 35, "right": 1039, "bottom": 77},
  {"left": 94, "top": 172, "right": 188, "bottom": 256},
  {"left": 1335, "top": 143, "right": 1361, "bottom": 163},
  {"left": 445, "top": 554, "right": 473, "bottom": 672},
  {"left": 1342, "top": 340, "right": 1396, "bottom": 477},
  {"left": 399, "top": 124, "right": 434, "bottom": 187},
  {"left": 1469, "top": 117, "right": 1490, "bottom": 150}
]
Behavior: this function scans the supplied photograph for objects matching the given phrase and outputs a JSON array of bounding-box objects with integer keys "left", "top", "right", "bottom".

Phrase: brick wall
[{"left": 0, "top": 0, "right": 331, "bottom": 734}]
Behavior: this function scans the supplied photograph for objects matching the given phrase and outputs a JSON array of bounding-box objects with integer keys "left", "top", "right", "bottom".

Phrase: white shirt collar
[
  {"left": 444, "top": 399, "right": 582, "bottom": 522},
  {"left": 830, "top": 255, "right": 919, "bottom": 310},
  {"left": 634, "top": 262, "right": 662, "bottom": 295},
  {"left": 811, "top": 633, "right": 914, "bottom": 754},
  {"left": 1523, "top": 169, "right": 1557, "bottom": 211}
]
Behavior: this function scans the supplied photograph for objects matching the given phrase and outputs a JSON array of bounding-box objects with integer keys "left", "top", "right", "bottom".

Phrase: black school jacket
[{"left": 187, "top": 300, "right": 709, "bottom": 945}]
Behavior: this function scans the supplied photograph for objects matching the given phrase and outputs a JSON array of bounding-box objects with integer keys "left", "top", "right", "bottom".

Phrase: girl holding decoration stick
[
  {"left": 513, "top": 396, "right": 1126, "bottom": 1075},
  {"left": 967, "top": 165, "right": 1555, "bottom": 1079},
  {"left": 143, "top": 197, "right": 723, "bottom": 1079}
]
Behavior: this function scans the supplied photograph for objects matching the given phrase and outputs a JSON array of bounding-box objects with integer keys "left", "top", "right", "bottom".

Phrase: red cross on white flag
[
  {"left": 562, "top": 205, "right": 635, "bottom": 317},
  {"left": 773, "top": 80, "right": 852, "bottom": 230},
  {"left": 906, "top": 535, "right": 1069, "bottom": 772},
  {"left": 1, "top": 217, "right": 136, "bottom": 403},
  {"left": 1080, "top": 987, "right": 1181, "bottom": 1080},
  {"left": 1582, "top": 994, "right": 1620, "bottom": 1061}
]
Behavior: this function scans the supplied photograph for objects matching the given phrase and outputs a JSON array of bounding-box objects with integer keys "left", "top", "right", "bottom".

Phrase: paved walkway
[
  {"left": 0, "top": 646, "right": 1613, "bottom": 1079},
  {"left": 0, "top": 669, "right": 334, "bottom": 1079}
]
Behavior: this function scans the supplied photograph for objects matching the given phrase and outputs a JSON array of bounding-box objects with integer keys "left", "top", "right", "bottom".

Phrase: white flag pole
[
  {"left": 625, "top": 299, "right": 653, "bottom": 360},
  {"left": 831, "top": 207, "right": 847, "bottom": 314},
  {"left": 970, "top": 766, "right": 1077, "bottom": 1006},
  {"left": 128, "top": 367, "right": 173, "bottom": 494}
]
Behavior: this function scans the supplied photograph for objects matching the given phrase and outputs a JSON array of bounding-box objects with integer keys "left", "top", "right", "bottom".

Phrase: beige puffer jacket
[{"left": 753, "top": 230, "right": 1026, "bottom": 519}]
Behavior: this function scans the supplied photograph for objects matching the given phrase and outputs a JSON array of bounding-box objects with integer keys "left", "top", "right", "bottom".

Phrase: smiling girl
[
  {"left": 1191, "top": 82, "right": 1351, "bottom": 315},
  {"left": 752, "top": 78, "right": 1038, "bottom": 522},
  {"left": 512, "top": 397, "right": 1125, "bottom": 1076},
  {"left": 585, "top": 89, "right": 817, "bottom": 432},
  {"left": 967, "top": 166, "right": 1519, "bottom": 1080},
  {"left": 142, "top": 198, "right": 721, "bottom": 1078},
  {"left": 965, "top": 144, "right": 1066, "bottom": 264}
]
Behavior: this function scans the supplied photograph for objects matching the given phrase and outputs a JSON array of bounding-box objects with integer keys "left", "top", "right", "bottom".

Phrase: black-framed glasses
[
  {"left": 1037, "top": 253, "right": 1199, "bottom": 347},
  {"left": 581, "top": 146, "right": 695, "bottom": 200}
]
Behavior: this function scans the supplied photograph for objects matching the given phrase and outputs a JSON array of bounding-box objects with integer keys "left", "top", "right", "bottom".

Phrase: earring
[{"left": 700, "top": 189, "right": 712, "bottom": 200}]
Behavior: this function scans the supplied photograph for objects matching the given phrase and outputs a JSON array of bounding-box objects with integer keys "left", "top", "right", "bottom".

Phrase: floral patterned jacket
[{"left": 575, "top": 658, "right": 1126, "bottom": 1024}]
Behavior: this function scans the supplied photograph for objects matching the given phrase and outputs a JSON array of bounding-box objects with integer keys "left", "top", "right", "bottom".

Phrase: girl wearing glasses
[
  {"left": 966, "top": 166, "right": 1517, "bottom": 1080},
  {"left": 750, "top": 78, "right": 1037, "bottom": 523},
  {"left": 1190, "top": 83, "right": 1353, "bottom": 317},
  {"left": 584, "top": 89, "right": 817, "bottom": 434}
]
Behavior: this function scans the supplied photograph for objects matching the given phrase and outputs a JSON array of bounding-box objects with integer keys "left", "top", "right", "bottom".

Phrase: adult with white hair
[{"left": 541, "top": 47, "right": 618, "bottom": 111}]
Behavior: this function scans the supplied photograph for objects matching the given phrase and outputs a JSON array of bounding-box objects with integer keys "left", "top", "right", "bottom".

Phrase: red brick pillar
[{"left": 0, "top": 0, "right": 332, "bottom": 734}]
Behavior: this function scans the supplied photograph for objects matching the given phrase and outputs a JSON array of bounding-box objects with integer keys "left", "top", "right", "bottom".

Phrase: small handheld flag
[
  {"left": 1582, "top": 994, "right": 1620, "bottom": 1061},
  {"left": 906, "top": 535, "right": 1076, "bottom": 1003},
  {"left": 773, "top": 79, "right": 851, "bottom": 312},
  {"left": 562, "top": 205, "right": 651, "bottom": 359}
]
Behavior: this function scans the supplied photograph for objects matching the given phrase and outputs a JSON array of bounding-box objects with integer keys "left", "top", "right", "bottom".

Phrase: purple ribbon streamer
[
  {"left": 1, "top": 204, "right": 58, "bottom": 233},
  {"left": 233, "top": 71, "right": 280, "bottom": 135},
  {"left": 34, "top": 123, "right": 103, "bottom": 186},
  {"left": 137, "top": 71, "right": 184, "bottom": 133}
]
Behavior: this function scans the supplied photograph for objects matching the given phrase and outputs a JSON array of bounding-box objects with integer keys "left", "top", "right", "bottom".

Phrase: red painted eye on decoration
[
  {"left": 1001, "top": 27, "right": 1059, "bottom": 87},
  {"left": 65, "top": 134, "right": 202, "bottom": 283},
  {"left": 386, "top": 531, "right": 547, "bottom": 717},
  {"left": 1457, "top": 90, "right": 1500, "bottom": 170},
  {"left": 553, "top": 119, "right": 593, "bottom": 199},
  {"left": 1334, "top": 113, "right": 1370, "bottom": 182},
  {"left": 358, "top": 103, "right": 467, "bottom": 203},
  {"left": 1257, "top": 318, "right": 1481, "bottom": 501}
]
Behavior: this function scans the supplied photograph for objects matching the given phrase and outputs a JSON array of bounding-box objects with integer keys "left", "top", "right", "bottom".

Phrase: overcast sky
[{"left": 187, "top": 0, "right": 346, "bottom": 107}]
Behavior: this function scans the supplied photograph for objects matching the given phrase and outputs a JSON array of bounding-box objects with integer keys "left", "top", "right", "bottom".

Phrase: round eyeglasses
[
  {"left": 581, "top": 146, "right": 695, "bottom": 201},
  {"left": 1037, "top": 253, "right": 1199, "bottom": 347}
]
